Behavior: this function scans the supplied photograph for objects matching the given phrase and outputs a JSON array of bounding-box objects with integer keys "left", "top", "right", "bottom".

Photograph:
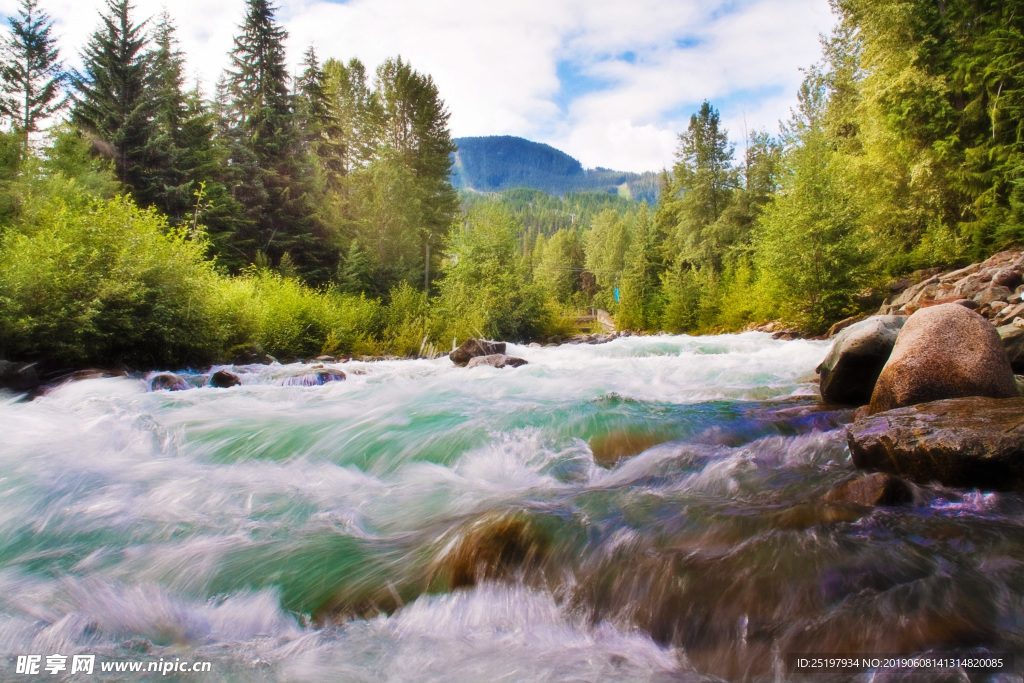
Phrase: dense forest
[
  {"left": 1, "top": 0, "right": 1022, "bottom": 371},
  {"left": 451, "top": 135, "right": 661, "bottom": 203}
]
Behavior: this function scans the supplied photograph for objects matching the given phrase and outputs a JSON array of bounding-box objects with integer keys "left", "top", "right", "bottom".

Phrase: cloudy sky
[{"left": 1, "top": 0, "right": 836, "bottom": 172}]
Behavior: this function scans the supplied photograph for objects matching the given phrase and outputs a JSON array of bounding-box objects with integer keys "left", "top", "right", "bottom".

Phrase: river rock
[
  {"left": 868, "top": 304, "right": 1017, "bottom": 414},
  {"left": 589, "top": 429, "right": 667, "bottom": 467},
  {"left": 450, "top": 339, "right": 506, "bottom": 366},
  {"left": 228, "top": 343, "right": 276, "bottom": 365},
  {"left": 847, "top": 396, "right": 1024, "bottom": 489},
  {"left": 0, "top": 360, "right": 40, "bottom": 392},
  {"left": 816, "top": 316, "right": 907, "bottom": 405},
  {"left": 465, "top": 354, "right": 528, "bottom": 369},
  {"left": 150, "top": 372, "right": 190, "bottom": 391},
  {"left": 822, "top": 472, "right": 913, "bottom": 507},
  {"left": 210, "top": 369, "right": 241, "bottom": 388}
]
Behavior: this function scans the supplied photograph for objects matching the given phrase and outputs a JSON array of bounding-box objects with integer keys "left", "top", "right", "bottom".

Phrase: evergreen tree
[
  {"left": 223, "top": 0, "right": 314, "bottom": 272},
  {"left": 146, "top": 11, "right": 190, "bottom": 222},
  {"left": 0, "top": 0, "right": 67, "bottom": 148},
  {"left": 659, "top": 101, "right": 739, "bottom": 273},
  {"left": 373, "top": 57, "right": 458, "bottom": 291},
  {"left": 71, "top": 0, "right": 155, "bottom": 201}
]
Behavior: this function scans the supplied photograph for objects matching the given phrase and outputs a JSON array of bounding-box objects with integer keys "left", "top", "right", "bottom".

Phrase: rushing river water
[{"left": 1, "top": 333, "right": 1023, "bottom": 681}]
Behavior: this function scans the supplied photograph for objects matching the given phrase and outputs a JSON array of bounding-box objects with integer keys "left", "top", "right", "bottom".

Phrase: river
[{"left": 1, "top": 333, "right": 1021, "bottom": 681}]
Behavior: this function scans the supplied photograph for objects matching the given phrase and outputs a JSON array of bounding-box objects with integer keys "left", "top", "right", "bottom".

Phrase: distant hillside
[{"left": 451, "top": 136, "right": 660, "bottom": 204}]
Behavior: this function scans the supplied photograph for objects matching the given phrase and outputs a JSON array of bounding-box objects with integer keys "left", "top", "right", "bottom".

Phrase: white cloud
[{"left": 0, "top": 0, "right": 836, "bottom": 172}]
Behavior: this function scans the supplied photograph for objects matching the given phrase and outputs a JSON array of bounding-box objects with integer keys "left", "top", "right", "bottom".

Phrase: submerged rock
[
  {"left": 822, "top": 472, "right": 913, "bottom": 507},
  {"left": 450, "top": 339, "right": 506, "bottom": 366},
  {"left": 869, "top": 304, "right": 1017, "bottom": 414},
  {"left": 465, "top": 354, "right": 528, "bottom": 369},
  {"left": 847, "top": 396, "right": 1024, "bottom": 489},
  {"left": 210, "top": 369, "right": 241, "bottom": 388},
  {"left": 150, "top": 372, "right": 189, "bottom": 391},
  {"left": 443, "top": 512, "right": 549, "bottom": 589},
  {"left": 589, "top": 429, "right": 667, "bottom": 467},
  {"left": 817, "top": 316, "right": 907, "bottom": 405}
]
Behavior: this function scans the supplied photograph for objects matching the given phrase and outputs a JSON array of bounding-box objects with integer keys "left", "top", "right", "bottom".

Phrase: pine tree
[
  {"left": 223, "top": 0, "right": 317, "bottom": 274},
  {"left": 0, "top": 0, "right": 67, "bottom": 148},
  {"left": 71, "top": 0, "right": 155, "bottom": 201},
  {"left": 146, "top": 11, "right": 190, "bottom": 222}
]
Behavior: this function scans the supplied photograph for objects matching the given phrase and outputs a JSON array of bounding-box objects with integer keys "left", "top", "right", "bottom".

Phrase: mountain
[{"left": 450, "top": 136, "right": 660, "bottom": 204}]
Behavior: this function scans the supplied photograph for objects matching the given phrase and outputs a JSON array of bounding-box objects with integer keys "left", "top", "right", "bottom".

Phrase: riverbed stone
[
  {"left": 210, "top": 370, "right": 241, "bottom": 388},
  {"left": 816, "top": 316, "right": 907, "bottom": 405},
  {"left": 465, "top": 353, "right": 527, "bottom": 369},
  {"left": 150, "top": 372, "right": 190, "bottom": 391},
  {"left": 450, "top": 339, "right": 506, "bottom": 366},
  {"left": 868, "top": 304, "right": 1017, "bottom": 414},
  {"left": 847, "top": 396, "right": 1024, "bottom": 489}
]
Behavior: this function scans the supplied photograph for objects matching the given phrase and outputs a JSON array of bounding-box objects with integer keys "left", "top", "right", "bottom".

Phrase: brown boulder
[
  {"left": 450, "top": 339, "right": 506, "bottom": 366},
  {"left": 847, "top": 396, "right": 1024, "bottom": 489},
  {"left": 465, "top": 354, "right": 527, "bottom": 369},
  {"left": 443, "top": 513, "right": 549, "bottom": 589},
  {"left": 868, "top": 304, "right": 1017, "bottom": 414}
]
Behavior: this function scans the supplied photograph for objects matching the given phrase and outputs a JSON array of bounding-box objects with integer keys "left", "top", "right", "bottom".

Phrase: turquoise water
[{"left": 1, "top": 334, "right": 1021, "bottom": 681}]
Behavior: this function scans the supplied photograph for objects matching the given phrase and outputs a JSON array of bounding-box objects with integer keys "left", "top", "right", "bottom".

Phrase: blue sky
[{"left": 1, "top": 0, "right": 836, "bottom": 172}]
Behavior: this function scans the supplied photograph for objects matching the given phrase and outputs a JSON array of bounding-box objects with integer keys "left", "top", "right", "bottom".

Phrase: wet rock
[
  {"left": 443, "top": 513, "right": 549, "bottom": 589},
  {"left": 150, "top": 372, "right": 190, "bottom": 391},
  {"left": 999, "top": 324, "right": 1024, "bottom": 373},
  {"left": 315, "top": 355, "right": 336, "bottom": 363},
  {"left": 450, "top": 339, "right": 506, "bottom": 366},
  {"left": 816, "top": 316, "right": 907, "bottom": 405},
  {"left": 210, "top": 369, "right": 241, "bottom": 388},
  {"left": 848, "top": 396, "right": 1024, "bottom": 489},
  {"left": 0, "top": 360, "right": 40, "bottom": 392},
  {"left": 465, "top": 354, "right": 527, "bottom": 369},
  {"left": 868, "top": 304, "right": 1017, "bottom": 414},
  {"left": 589, "top": 429, "right": 667, "bottom": 467},
  {"left": 774, "top": 503, "right": 866, "bottom": 529},
  {"left": 822, "top": 472, "right": 913, "bottom": 507}
]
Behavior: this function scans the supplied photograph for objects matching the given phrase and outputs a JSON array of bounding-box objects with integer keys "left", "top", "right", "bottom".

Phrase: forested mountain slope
[{"left": 451, "top": 136, "right": 660, "bottom": 203}]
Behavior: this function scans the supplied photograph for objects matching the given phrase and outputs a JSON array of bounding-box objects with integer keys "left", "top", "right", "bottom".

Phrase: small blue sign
[{"left": 614, "top": 287, "right": 620, "bottom": 303}]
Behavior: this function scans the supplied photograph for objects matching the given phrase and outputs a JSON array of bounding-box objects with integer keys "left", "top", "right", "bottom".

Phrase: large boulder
[
  {"left": 868, "top": 303, "right": 1017, "bottom": 414},
  {"left": 816, "top": 316, "right": 907, "bottom": 405},
  {"left": 465, "top": 354, "right": 528, "bottom": 369},
  {"left": 847, "top": 396, "right": 1024, "bottom": 490},
  {"left": 450, "top": 339, "right": 505, "bottom": 366},
  {"left": 997, "top": 324, "right": 1024, "bottom": 374}
]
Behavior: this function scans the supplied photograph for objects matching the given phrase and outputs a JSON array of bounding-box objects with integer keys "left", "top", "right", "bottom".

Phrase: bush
[{"left": 0, "top": 195, "right": 222, "bottom": 368}]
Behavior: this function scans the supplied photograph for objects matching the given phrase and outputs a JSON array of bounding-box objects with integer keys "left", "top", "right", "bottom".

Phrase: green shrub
[{"left": 0, "top": 195, "right": 222, "bottom": 368}]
